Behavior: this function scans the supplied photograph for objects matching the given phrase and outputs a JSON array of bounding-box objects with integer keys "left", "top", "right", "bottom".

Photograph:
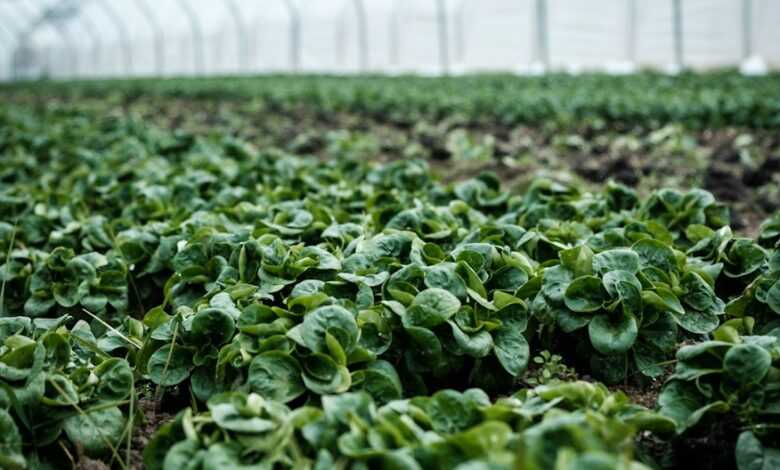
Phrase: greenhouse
[{"left": 1, "top": 1, "right": 779, "bottom": 469}]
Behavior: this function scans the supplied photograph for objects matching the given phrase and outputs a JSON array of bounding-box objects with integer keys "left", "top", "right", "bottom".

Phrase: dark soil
[
  {"left": 9, "top": 95, "right": 780, "bottom": 239},
  {"left": 75, "top": 456, "right": 110, "bottom": 470},
  {"left": 129, "top": 400, "right": 173, "bottom": 470},
  {"left": 643, "top": 416, "right": 741, "bottom": 470}
]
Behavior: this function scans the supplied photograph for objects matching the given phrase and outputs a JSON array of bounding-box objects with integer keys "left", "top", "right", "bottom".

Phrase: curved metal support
[
  {"left": 134, "top": 0, "right": 165, "bottom": 75},
  {"left": 98, "top": 0, "right": 133, "bottom": 74},
  {"left": 77, "top": 10, "right": 102, "bottom": 77},
  {"left": 48, "top": 18, "right": 79, "bottom": 77},
  {"left": 14, "top": 2, "right": 47, "bottom": 78},
  {"left": 282, "top": 0, "right": 301, "bottom": 71},
  {"left": 177, "top": 0, "right": 204, "bottom": 74},
  {"left": 43, "top": 46, "right": 53, "bottom": 77},
  {"left": 334, "top": 0, "right": 349, "bottom": 66},
  {"left": 741, "top": 0, "right": 752, "bottom": 60},
  {"left": 353, "top": 0, "right": 368, "bottom": 71},
  {"left": 671, "top": 0, "right": 683, "bottom": 70},
  {"left": 534, "top": 0, "right": 549, "bottom": 70},
  {"left": 0, "top": 24, "right": 16, "bottom": 80},
  {"left": 11, "top": 1, "right": 36, "bottom": 28},
  {"left": 435, "top": 0, "right": 450, "bottom": 74},
  {"left": 626, "top": 0, "right": 636, "bottom": 63},
  {"left": 225, "top": 0, "right": 249, "bottom": 71},
  {"left": 453, "top": 0, "right": 466, "bottom": 64},
  {"left": 0, "top": 4, "right": 23, "bottom": 79},
  {"left": 389, "top": 0, "right": 403, "bottom": 67}
]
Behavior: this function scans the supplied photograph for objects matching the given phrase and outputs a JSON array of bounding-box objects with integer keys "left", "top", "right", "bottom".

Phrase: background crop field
[{"left": 1, "top": 73, "right": 779, "bottom": 470}]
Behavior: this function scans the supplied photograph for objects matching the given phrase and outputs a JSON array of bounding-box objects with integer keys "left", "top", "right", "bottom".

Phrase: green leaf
[
  {"left": 559, "top": 245, "right": 593, "bottom": 277},
  {"left": 0, "top": 409, "right": 25, "bottom": 470},
  {"left": 148, "top": 345, "right": 193, "bottom": 386},
  {"left": 564, "top": 276, "right": 606, "bottom": 313},
  {"left": 351, "top": 360, "right": 403, "bottom": 404},
  {"left": 632, "top": 239, "right": 676, "bottom": 272},
  {"left": 448, "top": 322, "right": 493, "bottom": 357},
  {"left": 403, "top": 288, "right": 461, "bottom": 329},
  {"left": 426, "top": 389, "right": 482, "bottom": 434},
  {"left": 681, "top": 272, "right": 725, "bottom": 316},
  {"left": 163, "top": 439, "right": 203, "bottom": 470},
  {"left": 301, "top": 305, "right": 359, "bottom": 355},
  {"left": 671, "top": 308, "right": 720, "bottom": 335},
  {"left": 94, "top": 358, "right": 133, "bottom": 401},
  {"left": 189, "top": 308, "right": 236, "bottom": 345},
  {"left": 247, "top": 351, "right": 306, "bottom": 403},
  {"left": 588, "top": 311, "right": 638, "bottom": 355},
  {"left": 658, "top": 380, "right": 728, "bottom": 432},
  {"left": 63, "top": 406, "right": 126, "bottom": 456},
  {"left": 302, "top": 353, "right": 351, "bottom": 394},
  {"left": 767, "top": 280, "right": 780, "bottom": 314},
  {"left": 736, "top": 431, "right": 780, "bottom": 470},
  {"left": 602, "top": 270, "right": 642, "bottom": 316},
  {"left": 723, "top": 343, "right": 771, "bottom": 384},
  {"left": 493, "top": 321, "right": 529, "bottom": 376},
  {"left": 592, "top": 248, "right": 640, "bottom": 275},
  {"left": 208, "top": 395, "right": 277, "bottom": 433},
  {"left": 404, "top": 326, "right": 443, "bottom": 366},
  {"left": 642, "top": 287, "right": 684, "bottom": 315},
  {"left": 424, "top": 263, "right": 467, "bottom": 300}
]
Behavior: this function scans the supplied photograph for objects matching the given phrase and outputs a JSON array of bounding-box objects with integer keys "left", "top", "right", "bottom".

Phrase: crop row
[
  {"left": 4, "top": 72, "right": 780, "bottom": 129},
  {"left": 0, "top": 92, "right": 779, "bottom": 469}
]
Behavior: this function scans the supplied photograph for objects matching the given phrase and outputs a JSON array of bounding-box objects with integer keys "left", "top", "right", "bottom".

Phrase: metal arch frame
[
  {"left": 626, "top": 0, "right": 637, "bottom": 64},
  {"left": 225, "top": 0, "right": 249, "bottom": 72},
  {"left": 671, "top": 0, "right": 683, "bottom": 70},
  {"left": 74, "top": 7, "right": 101, "bottom": 77},
  {"left": 534, "top": 0, "right": 549, "bottom": 70},
  {"left": 134, "top": 0, "right": 165, "bottom": 75},
  {"left": 0, "top": 3, "right": 25, "bottom": 79},
  {"left": 435, "top": 0, "right": 450, "bottom": 74},
  {"left": 334, "top": 0, "right": 349, "bottom": 67},
  {"left": 453, "top": 0, "right": 467, "bottom": 65},
  {"left": 353, "top": 0, "right": 368, "bottom": 71},
  {"left": 97, "top": 0, "right": 133, "bottom": 75},
  {"left": 48, "top": 14, "right": 79, "bottom": 78},
  {"left": 334, "top": 0, "right": 368, "bottom": 71},
  {"left": 0, "top": 24, "right": 17, "bottom": 80},
  {"left": 13, "top": 0, "right": 78, "bottom": 79},
  {"left": 389, "top": 0, "right": 403, "bottom": 68},
  {"left": 282, "top": 0, "right": 301, "bottom": 71},
  {"left": 177, "top": 0, "right": 204, "bottom": 75},
  {"left": 8, "top": 0, "right": 42, "bottom": 78},
  {"left": 742, "top": 0, "right": 753, "bottom": 60}
]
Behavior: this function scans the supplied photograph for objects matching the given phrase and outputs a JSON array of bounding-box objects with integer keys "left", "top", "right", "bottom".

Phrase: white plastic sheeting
[{"left": 0, "top": 0, "right": 778, "bottom": 81}]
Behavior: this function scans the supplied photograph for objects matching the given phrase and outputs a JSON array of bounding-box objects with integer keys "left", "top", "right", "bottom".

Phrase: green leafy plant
[
  {"left": 523, "top": 350, "right": 578, "bottom": 386},
  {"left": 658, "top": 323, "right": 780, "bottom": 470},
  {"left": 0, "top": 317, "right": 135, "bottom": 466},
  {"left": 144, "top": 381, "right": 673, "bottom": 469},
  {"left": 1, "top": 76, "right": 780, "bottom": 469}
]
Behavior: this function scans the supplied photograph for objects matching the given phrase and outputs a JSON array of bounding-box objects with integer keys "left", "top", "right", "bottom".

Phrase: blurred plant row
[{"left": 0, "top": 80, "right": 779, "bottom": 469}]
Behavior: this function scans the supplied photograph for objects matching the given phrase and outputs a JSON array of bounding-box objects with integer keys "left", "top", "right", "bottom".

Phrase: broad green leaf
[
  {"left": 248, "top": 351, "right": 306, "bottom": 403},
  {"left": 588, "top": 311, "right": 638, "bottom": 355},
  {"left": 148, "top": 345, "right": 193, "bottom": 386},
  {"left": 63, "top": 406, "right": 126, "bottom": 456},
  {"left": 592, "top": 248, "right": 640, "bottom": 275},
  {"left": 564, "top": 276, "right": 606, "bottom": 313},
  {"left": 767, "top": 280, "right": 780, "bottom": 314},
  {"left": 301, "top": 305, "right": 359, "bottom": 355},
  {"left": 493, "top": 322, "right": 529, "bottom": 376},
  {"left": 403, "top": 288, "right": 461, "bottom": 329},
  {"left": 723, "top": 343, "right": 771, "bottom": 384},
  {"left": 632, "top": 239, "right": 676, "bottom": 272}
]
